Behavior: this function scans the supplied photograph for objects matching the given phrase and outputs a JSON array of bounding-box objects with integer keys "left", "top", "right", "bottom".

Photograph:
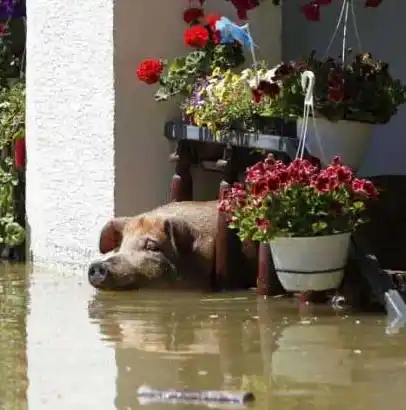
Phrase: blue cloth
[{"left": 214, "top": 17, "right": 254, "bottom": 51}]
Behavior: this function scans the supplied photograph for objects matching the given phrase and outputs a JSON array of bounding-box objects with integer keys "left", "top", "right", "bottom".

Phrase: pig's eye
[{"left": 144, "top": 238, "right": 160, "bottom": 252}]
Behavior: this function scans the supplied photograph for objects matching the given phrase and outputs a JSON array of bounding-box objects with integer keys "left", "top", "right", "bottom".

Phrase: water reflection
[
  {"left": 3, "top": 265, "right": 406, "bottom": 410},
  {"left": 0, "top": 263, "right": 29, "bottom": 410},
  {"left": 88, "top": 291, "right": 406, "bottom": 410}
]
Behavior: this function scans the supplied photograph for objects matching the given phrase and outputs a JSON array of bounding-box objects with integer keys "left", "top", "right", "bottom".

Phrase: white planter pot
[
  {"left": 297, "top": 117, "right": 374, "bottom": 170},
  {"left": 270, "top": 233, "right": 351, "bottom": 292}
]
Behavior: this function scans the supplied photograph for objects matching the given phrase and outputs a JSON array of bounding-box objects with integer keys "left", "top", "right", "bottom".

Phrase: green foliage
[
  {"left": 220, "top": 156, "right": 378, "bottom": 242},
  {"left": 230, "top": 184, "right": 367, "bottom": 243},
  {"left": 182, "top": 65, "right": 277, "bottom": 138},
  {"left": 0, "top": 81, "right": 25, "bottom": 247},
  {"left": 155, "top": 43, "right": 245, "bottom": 102},
  {"left": 271, "top": 51, "right": 406, "bottom": 124}
]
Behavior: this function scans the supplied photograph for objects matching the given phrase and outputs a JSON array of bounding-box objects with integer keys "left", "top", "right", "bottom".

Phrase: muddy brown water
[{"left": 2, "top": 264, "right": 406, "bottom": 410}]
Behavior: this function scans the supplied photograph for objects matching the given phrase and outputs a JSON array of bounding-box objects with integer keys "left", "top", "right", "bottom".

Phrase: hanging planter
[
  {"left": 218, "top": 154, "right": 379, "bottom": 293},
  {"left": 270, "top": 233, "right": 350, "bottom": 292},
  {"left": 296, "top": 117, "right": 374, "bottom": 170},
  {"left": 263, "top": 0, "right": 406, "bottom": 169}
]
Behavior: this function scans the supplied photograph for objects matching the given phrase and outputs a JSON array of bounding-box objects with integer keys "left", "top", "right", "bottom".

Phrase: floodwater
[{"left": 2, "top": 265, "right": 406, "bottom": 410}]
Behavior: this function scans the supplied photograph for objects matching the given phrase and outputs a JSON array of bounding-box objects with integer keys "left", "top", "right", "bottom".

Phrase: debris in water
[{"left": 136, "top": 385, "right": 255, "bottom": 406}]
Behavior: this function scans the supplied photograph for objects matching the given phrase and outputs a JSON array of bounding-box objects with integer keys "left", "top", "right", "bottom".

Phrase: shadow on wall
[
  {"left": 113, "top": 0, "right": 282, "bottom": 216},
  {"left": 282, "top": 0, "right": 406, "bottom": 176}
]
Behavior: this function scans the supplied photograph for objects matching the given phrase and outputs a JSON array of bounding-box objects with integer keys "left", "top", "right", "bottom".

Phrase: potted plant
[
  {"left": 261, "top": 0, "right": 405, "bottom": 169},
  {"left": 182, "top": 65, "right": 281, "bottom": 139},
  {"left": 218, "top": 154, "right": 379, "bottom": 292},
  {"left": 136, "top": 5, "right": 245, "bottom": 102},
  {"left": 262, "top": 52, "right": 406, "bottom": 169}
]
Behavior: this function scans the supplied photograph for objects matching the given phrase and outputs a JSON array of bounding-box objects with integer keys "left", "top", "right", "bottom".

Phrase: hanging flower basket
[
  {"left": 296, "top": 117, "right": 374, "bottom": 170},
  {"left": 263, "top": 0, "right": 406, "bottom": 169}
]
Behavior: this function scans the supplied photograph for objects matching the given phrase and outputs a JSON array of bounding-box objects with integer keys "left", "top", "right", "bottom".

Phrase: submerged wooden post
[
  {"left": 215, "top": 146, "right": 240, "bottom": 290},
  {"left": 169, "top": 141, "right": 193, "bottom": 202},
  {"left": 257, "top": 243, "right": 285, "bottom": 296}
]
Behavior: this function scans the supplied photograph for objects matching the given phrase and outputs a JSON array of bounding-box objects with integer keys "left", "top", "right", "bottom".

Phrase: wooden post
[
  {"left": 257, "top": 243, "right": 285, "bottom": 296},
  {"left": 169, "top": 141, "right": 193, "bottom": 202},
  {"left": 215, "top": 146, "right": 240, "bottom": 290}
]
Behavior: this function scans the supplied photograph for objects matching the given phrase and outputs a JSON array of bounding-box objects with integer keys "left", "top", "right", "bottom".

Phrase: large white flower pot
[
  {"left": 270, "top": 233, "right": 351, "bottom": 292},
  {"left": 297, "top": 118, "right": 374, "bottom": 170}
]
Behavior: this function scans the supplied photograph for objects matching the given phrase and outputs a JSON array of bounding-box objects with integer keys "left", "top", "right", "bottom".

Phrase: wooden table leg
[
  {"left": 169, "top": 141, "right": 193, "bottom": 202},
  {"left": 257, "top": 243, "right": 285, "bottom": 296},
  {"left": 215, "top": 147, "right": 240, "bottom": 290}
]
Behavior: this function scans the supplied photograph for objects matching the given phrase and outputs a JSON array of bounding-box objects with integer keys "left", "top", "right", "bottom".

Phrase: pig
[{"left": 87, "top": 200, "right": 257, "bottom": 291}]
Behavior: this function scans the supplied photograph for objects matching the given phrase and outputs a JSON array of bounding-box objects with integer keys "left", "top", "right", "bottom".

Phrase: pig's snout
[{"left": 88, "top": 261, "right": 110, "bottom": 288}]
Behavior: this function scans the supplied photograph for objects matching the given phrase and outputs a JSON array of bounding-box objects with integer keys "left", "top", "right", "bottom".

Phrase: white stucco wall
[
  {"left": 282, "top": 0, "right": 406, "bottom": 176},
  {"left": 26, "top": 0, "right": 281, "bottom": 269}
]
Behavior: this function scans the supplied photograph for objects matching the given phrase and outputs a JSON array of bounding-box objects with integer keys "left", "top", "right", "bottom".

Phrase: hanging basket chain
[{"left": 323, "top": 0, "right": 364, "bottom": 65}]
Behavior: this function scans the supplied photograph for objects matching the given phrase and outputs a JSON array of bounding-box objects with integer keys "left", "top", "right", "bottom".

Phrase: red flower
[
  {"left": 312, "top": 174, "right": 331, "bottom": 192},
  {"left": 252, "top": 89, "right": 262, "bottom": 104},
  {"left": 251, "top": 81, "right": 280, "bottom": 103},
  {"left": 184, "top": 25, "right": 209, "bottom": 48},
  {"left": 352, "top": 179, "right": 379, "bottom": 198},
  {"left": 230, "top": 0, "right": 260, "bottom": 20},
  {"left": 364, "top": 0, "right": 382, "bottom": 7},
  {"left": 251, "top": 178, "right": 269, "bottom": 197},
  {"left": 0, "top": 24, "right": 9, "bottom": 37},
  {"left": 14, "top": 138, "right": 25, "bottom": 169},
  {"left": 301, "top": 2, "right": 320, "bottom": 22},
  {"left": 328, "top": 87, "right": 345, "bottom": 103},
  {"left": 255, "top": 218, "right": 270, "bottom": 232},
  {"left": 136, "top": 59, "right": 164, "bottom": 84},
  {"left": 205, "top": 13, "right": 221, "bottom": 27},
  {"left": 204, "top": 13, "right": 222, "bottom": 43},
  {"left": 183, "top": 7, "right": 204, "bottom": 24}
]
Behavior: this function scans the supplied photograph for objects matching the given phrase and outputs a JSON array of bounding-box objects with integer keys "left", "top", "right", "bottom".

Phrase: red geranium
[
  {"left": 136, "top": 59, "right": 164, "bottom": 84},
  {"left": 230, "top": 0, "right": 260, "bottom": 20},
  {"left": 218, "top": 155, "right": 378, "bottom": 242},
  {"left": 204, "top": 13, "right": 222, "bottom": 44},
  {"left": 183, "top": 7, "right": 204, "bottom": 24},
  {"left": 184, "top": 24, "right": 209, "bottom": 48},
  {"left": 14, "top": 138, "right": 25, "bottom": 169}
]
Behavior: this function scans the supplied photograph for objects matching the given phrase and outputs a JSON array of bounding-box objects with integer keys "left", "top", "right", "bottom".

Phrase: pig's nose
[{"left": 88, "top": 261, "right": 109, "bottom": 287}]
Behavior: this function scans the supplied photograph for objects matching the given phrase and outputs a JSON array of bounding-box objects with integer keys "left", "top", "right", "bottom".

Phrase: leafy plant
[
  {"left": 183, "top": 67, "right": 264, "bottom": 136},
  {"left": 136, "top": 6, "right": 245, "bottom": 102},
  {"left": 154, "top": 42, "right": 244, "bottom": 102},
  {"left": 0, "top": 80, "right": 25, "bottom": 247},
  {"left": 267, "top": 51, "right": 406, "bottom": 124},
  {"left": 182, "top": 64, "right": 286, "bottom": 138},
  {"left": 218, "top": 155, "right": 378, "bottom": 242}
]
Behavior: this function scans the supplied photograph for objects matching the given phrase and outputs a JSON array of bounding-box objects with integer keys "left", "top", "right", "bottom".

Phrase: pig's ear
[
  {"left": 163, "top": 218, "right": 195, "bottom": 257},
  {"left": 99, "top": 217, "right": 129, "bottom": 254}
]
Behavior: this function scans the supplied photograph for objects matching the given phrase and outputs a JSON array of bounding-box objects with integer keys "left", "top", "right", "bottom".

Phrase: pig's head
[{"left": 87, "top": 215, "right": 214, "bottom": 290}]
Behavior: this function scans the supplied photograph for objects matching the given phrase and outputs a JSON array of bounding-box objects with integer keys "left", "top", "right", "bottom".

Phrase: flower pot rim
[{"left": 269, "top": 232, "right": 351, "bottom": 242}]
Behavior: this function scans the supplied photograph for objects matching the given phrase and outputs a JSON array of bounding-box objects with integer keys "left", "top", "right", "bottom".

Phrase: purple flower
[{"left": 0, "top": 0, "right": 26, "bottom": 19}]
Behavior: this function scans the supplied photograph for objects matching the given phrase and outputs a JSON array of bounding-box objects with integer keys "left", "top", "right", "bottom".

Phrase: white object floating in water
[{"left": 136, "top": 385, "right": 255, "bottom": 406}]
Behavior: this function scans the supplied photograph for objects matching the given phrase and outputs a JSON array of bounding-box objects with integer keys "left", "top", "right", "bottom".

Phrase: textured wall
[
  {"left": 282, "top": 0, "right": 406, "bottom": 176},
  {"left": 26, "top": 0, "right": 281, "bottom": 270},
  {"left": 26, "top": 0, "right": 115, "bottom": 271}
]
